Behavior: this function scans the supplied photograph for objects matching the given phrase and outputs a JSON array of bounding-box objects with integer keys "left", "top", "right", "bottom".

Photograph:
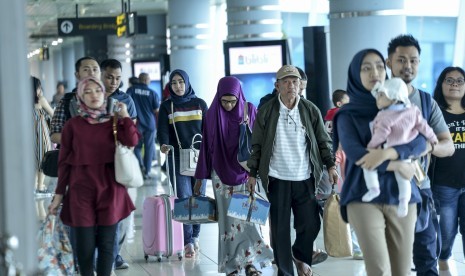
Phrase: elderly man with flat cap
[{"left": 247, "top": 65, "right": 337, "bottom": 276}]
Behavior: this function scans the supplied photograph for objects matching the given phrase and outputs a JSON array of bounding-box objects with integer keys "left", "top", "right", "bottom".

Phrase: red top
[
  {"left": 57, "top": 116, "right": 139, "bottom": 227},
  {"left": 324, "top": 107, "right": 339, "bottom": 121}
]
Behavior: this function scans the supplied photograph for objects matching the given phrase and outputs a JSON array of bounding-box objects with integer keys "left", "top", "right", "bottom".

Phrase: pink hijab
[{"left": 76, "top": 77, "right": 111, "bottom": 124}]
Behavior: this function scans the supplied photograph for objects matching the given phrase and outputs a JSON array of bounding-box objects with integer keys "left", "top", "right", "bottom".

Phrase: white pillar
[
  {"left": 74, "top": 39, "right": 85, "bottom": 60},
  {"left": 53, "top": 47, "right": 64, "bottom": 82},
  {"left": 0, "top": 0, "right": 37, "bottom": 273},
  {"left": 62, "top": 44, "right": 76, "bottom": 91},
  {"left": 168, "top": 0, "right": 213, "bottom": 104},
  {"left": 329, "top": 0, "right": 406, "bottom": 90},
  {"left": 226, "top": 0, "right": 282, "bottom": 41}
]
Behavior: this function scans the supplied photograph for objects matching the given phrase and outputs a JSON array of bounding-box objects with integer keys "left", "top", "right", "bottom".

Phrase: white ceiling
[{"left": 26, "top": 0, "right": 170, "bottom": 51}]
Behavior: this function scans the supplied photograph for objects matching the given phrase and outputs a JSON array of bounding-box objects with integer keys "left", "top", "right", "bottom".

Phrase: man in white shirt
[{"left": 247, "top": 65, "right": 337, "bottom": 276}]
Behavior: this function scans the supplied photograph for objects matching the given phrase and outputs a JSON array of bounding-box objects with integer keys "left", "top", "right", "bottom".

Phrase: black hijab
[
  {"left": 168, "top": 69, "right": 197, "bottom": 104},
  {"left": 333, "top": 48, "right": 388, "bottom": 149}
]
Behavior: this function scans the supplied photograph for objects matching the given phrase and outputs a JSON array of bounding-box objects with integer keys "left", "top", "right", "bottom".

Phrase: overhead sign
[
  {"left": 60, "top": 20, "right": 73, "bottom": 34},
  {"left": 57, "top": 17, "right": 117, "bottom": 36},
  {"left": 116, "top": 12, "right": 137, "bottom": 38},
  {"left": 116, "top": 13, "right": 126, "bottom": 37}
]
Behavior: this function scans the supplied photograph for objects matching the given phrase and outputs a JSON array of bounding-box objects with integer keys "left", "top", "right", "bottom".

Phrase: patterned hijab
[
  {"left": 168, "top": 69, "right": 197, "bottom": 104},
  {"left": 76, "top": 77, "right": 111, "bottom": 124},
  {"left": 205, "top": 76, "right": 256, "bottom": 185},
  {"left": 332, "top": 48, "right": 387, "bottom": 149}
]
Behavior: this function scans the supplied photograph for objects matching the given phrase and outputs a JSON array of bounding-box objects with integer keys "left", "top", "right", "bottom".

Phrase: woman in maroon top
[{"left": 49, "top": 76, "right": 138, "bottom": 276}]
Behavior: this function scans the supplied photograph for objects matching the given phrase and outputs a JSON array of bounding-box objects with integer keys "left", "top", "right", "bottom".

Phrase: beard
[{"left": 393, "top": 69, "right": 415, "bottom": 84}]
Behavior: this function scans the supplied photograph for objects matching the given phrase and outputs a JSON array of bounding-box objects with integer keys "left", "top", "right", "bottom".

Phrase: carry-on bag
[
  {"left": 323, "top": 185, "right": 352, "bottom": 257},
  {"left": 227, "top": 192, "right": 270, "bottom": 226},
  {"left": 173, "top": 196, "right": 217, "bottom": 224},
  {"left": 142, "top": 145, "right": 184, "bottom": 262}
]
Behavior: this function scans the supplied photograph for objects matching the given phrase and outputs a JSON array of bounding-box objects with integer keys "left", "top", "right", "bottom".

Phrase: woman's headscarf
[
  {"left": 168, "top": 69, "right": 197, "bottom": 104},
  {"left": 332, "top": 49, "right": 388, "bottom": 149},
  {"left": 206, "top": 76, "right": 256, "bottom": 185},
  {"left": 76, "top": 76, "right": 111, "bottom": 124}
]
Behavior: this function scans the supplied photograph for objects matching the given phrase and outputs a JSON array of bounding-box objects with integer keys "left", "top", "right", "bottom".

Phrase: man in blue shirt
[
  {"left": 126, "top": 72, "right": 160, "bottom": 179},
  {"left": 100, "top": 59, "right": 138, "bottom": 271},
  {"left": 100, "top": 59, "right": 137, "bottom": 120}
]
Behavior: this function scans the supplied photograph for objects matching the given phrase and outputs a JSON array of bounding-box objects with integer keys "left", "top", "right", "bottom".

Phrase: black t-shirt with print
[{"left": 432, "top": 110, "right": 465, "bottom": 188}]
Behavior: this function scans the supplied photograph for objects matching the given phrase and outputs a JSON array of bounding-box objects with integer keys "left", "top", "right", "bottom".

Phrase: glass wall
[
  {"left": 407, "top": 16, "right": 457, "bottom": 93},
  {"left": 278, "top": 0, "right": 462, "bottom": 95}
]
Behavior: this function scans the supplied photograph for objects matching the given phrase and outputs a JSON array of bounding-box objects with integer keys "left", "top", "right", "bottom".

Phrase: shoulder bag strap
[
  {"left": 171, "top": 101, "right": 183, "bottom": 150},
  {"left": 112, "top": 116, "right": 118, "bottom": 145}
]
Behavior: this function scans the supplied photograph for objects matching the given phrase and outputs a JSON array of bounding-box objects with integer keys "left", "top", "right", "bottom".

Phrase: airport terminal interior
[
  {"left": 36, "top": 160, "right": 465, "bottom": 276},
  {"left": 1, "top": 0, "right": 465, "bottom": 275}
]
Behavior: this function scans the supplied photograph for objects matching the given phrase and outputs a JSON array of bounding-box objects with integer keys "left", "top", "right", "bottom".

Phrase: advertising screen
[
  {"left": 224, "top": 40, "right": 289, "bottom": 107},
  {"left": 229, "top": 45, "right": 283, "bottom": 75},
  {"left": 132, "top": 60, "right": 162, "bottom": 101}
]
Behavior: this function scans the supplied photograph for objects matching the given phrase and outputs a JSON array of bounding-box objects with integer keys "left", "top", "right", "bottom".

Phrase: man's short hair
[
  {"left": 387, "top": 34, "right": 421, "bottom": 56},
  {"left": 296, "top": 67, "right": 308, "bottom": 81},
  {"left": 332, "top": 89, "right": 347, "bottom": 106},
  {"left": 100, "top": 59, "right": 122, "bottom": 71},
  {"left": 129, "top": 76, "right": 139, "bottom": 85},
  {"left": 139, "top": 73, "right": 150, "bottom": 83},
  {"left": 74, "top": 56, "right": 98, "bottom": 72}
]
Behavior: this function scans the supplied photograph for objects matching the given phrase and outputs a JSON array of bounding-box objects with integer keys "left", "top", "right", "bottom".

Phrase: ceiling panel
[{"left": 26, "top": 0, "right": 168, "bottom": 51}]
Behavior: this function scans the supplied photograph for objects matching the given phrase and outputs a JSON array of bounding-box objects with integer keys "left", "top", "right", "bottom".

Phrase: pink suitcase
[{"left": 142, "top": 146, "right": 184, "bottom": 262}]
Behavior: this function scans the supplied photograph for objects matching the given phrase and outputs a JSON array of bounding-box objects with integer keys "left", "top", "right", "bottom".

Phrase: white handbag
[
  {"left": 172, "top": 102, "right": 202, "bottom": 176},
  {"left": 113, "top": 116, "right": 143, "bottom": 188}
]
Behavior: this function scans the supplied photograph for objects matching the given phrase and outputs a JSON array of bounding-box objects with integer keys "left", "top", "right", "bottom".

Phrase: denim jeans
[
  {"left": 112, "top": 220, "right": 126, "bottom": 266},
  {"left": 432, "top": 185, "right": 465, "bottom": 260},
  {"left": 350, "top": 225, "right": 362, "bottom": 254},
  {"left": 413, "top": 188, "right": 439, "bottom": 276},
  {"left": 167, "top": 154, "right": 206, "bottom": 245},
  {"left": 134, "top": 127, "right": 156, "bottom": 175}
]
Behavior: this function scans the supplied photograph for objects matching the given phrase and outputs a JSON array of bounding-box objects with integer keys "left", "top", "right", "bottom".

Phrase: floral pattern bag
[{"left": 37, "top": 214, "right": 74, "bottom": 275}]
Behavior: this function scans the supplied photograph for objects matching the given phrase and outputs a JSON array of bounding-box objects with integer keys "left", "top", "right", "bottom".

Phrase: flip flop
[
  {"left": 311, "top": 249, "right": 328, "bottom": 265},
  {"left": 293, "top": 256, "right": 313, "bottom": 276}
]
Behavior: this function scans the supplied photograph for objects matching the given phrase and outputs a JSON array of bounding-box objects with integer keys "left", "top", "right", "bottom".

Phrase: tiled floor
[{"left": 39, "top": 163, "right": 465, "bottom": 276}]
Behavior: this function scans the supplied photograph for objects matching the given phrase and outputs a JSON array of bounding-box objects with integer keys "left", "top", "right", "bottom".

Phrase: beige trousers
[{"left": 347, "top": 202, "right": 417, "bottom": 276}]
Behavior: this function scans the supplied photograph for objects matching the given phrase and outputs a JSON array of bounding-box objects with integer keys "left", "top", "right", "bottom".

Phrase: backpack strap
[{"left": 418, "top": 89, "right": 432, "bottom": 121}]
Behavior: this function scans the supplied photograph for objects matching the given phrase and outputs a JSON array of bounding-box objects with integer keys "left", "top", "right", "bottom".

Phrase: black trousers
[
  {"left": 267, "top": 177, "right": 321, "bottom": 276},
  {"left": 74, "top": 224, "right": 118, "bottom": 276}
]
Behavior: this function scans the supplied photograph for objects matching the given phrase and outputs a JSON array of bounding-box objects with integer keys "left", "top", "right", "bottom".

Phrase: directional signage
[
  {"left": 57, "top": 17, "right": 117, "bottom": 36},
  {"left": 116, "top": 13, "right": 126, "bottom": 37},
  {"left": 60, "top": 20, "right": 73, "bottom": 34}
]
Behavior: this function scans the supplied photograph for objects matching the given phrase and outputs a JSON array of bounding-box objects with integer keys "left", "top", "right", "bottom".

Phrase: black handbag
[
  {"left": 237, "top": 103, "right": 252, "bottom": 172},
  {"left": 41, "top": 150, "right": 59, "bottom": 177}
]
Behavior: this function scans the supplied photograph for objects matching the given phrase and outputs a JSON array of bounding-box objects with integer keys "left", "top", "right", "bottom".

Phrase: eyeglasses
[
  {"left": 220, "top": 99, "right": 237, "bottom": 105},
  {"left": 444, "top": 77, "right": 465, "bottom": 86}
]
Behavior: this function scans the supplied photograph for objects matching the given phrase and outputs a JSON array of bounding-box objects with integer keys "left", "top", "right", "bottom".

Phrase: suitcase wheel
[
  {"left": 157, "top": 257, "right": 162, "bottom": 262},
  {"left": 144, "top": 255, "right": 148, "bottom": 262},
  {"left": 178, "top": 253, "right": 182, "bottom": 261}
]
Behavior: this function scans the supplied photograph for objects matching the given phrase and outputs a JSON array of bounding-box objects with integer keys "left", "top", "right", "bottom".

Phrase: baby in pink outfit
[{"left": 363, "top": 78, "right": 438, "bottom": 217}]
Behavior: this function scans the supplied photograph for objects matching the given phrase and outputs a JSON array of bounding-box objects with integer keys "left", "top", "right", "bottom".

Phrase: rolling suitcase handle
[
  {"left": 165, "top": 145, "right": 176, "bottom": 197},
  {"left": 159, "top": 145, "right": 177, "bottom": 259}
]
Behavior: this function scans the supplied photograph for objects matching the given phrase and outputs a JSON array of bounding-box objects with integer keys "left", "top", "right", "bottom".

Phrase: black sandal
[
  {"left": 227, "top": 271, "right": 238, "bottom": 276},
  {"left": 245, "top": 264, "right": 262, "bottom": 276}
]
